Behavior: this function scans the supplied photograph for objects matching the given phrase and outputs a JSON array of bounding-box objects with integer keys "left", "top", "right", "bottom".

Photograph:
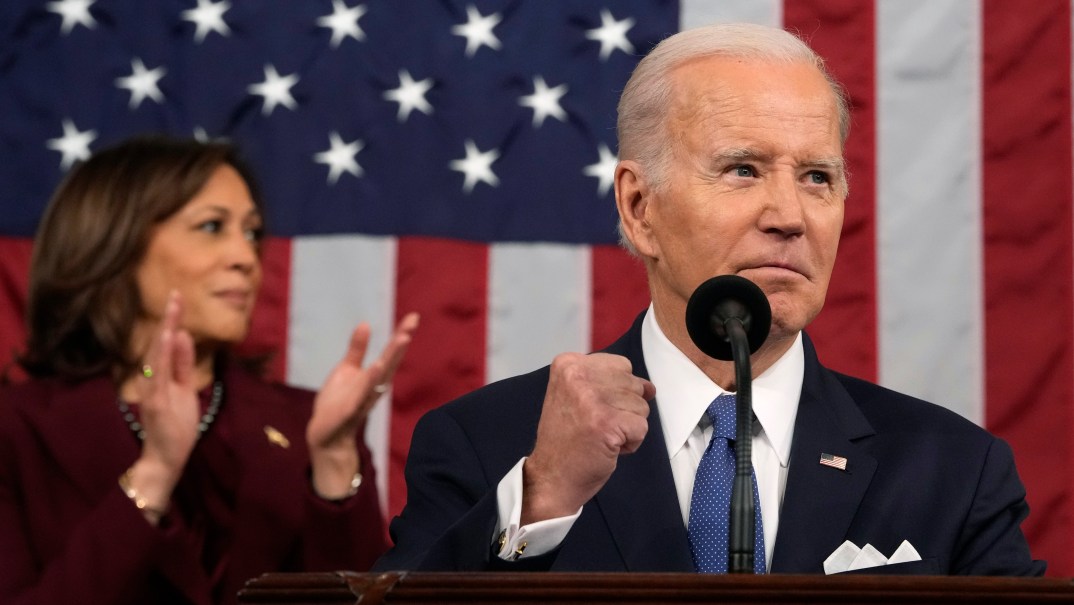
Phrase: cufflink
[{"left": 495, "top": 530, "right": 527, "bottom": 560}]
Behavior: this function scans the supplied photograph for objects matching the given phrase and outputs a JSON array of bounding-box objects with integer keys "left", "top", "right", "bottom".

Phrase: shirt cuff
[{"left": 493, "top": 457, "right": 581, "bottom": 560}]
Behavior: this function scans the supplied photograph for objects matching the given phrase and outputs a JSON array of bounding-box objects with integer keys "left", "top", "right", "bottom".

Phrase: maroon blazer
[{"left": 0, "top": 364, "right": 387, "bottom": 605}]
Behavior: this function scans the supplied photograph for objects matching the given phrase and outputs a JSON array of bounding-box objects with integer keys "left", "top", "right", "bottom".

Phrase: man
[{"left": 375, "top": 22, "right": 1044, "bottom": 575}]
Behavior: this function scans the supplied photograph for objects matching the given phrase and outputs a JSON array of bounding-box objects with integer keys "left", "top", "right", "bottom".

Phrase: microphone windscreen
[{"left": 685, "top": 275, "right": 772, "bottom": 361}]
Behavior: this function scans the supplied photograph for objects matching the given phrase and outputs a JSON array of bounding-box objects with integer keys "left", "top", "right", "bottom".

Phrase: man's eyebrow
[
  {"left": 803, "top": 157, "right": 846, "bottom": 174},
  {"left": 711, "top": 147, "right": 773, "bottom": 163},
  {"left": 710, "top": 149, "right": 846, "bottom": 173}
]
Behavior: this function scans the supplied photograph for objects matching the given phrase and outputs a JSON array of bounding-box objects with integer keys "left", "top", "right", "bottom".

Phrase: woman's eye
[
  {"left": 245, "top": 226, "right": 264, "bottom": 242},
  {"left": 197, "top": 220, "right": 223, "bottom": 233}
]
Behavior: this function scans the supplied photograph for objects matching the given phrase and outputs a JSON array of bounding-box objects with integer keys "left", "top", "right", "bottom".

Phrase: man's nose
[{"left": 759, "top": 174, "right": 806, "bottom": 236}]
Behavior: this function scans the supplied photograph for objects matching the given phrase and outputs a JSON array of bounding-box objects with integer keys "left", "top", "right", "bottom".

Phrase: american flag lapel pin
[{"left": 819, "top": 452, "right": 848, "bottom": 471}]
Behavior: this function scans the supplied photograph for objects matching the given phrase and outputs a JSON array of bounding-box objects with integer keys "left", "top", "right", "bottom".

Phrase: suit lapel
[
  {"left": 223, "top": 367, "right": 306, "bottom": 586},
  {"left": 770, "top": 335, "right": 877, "bottom": 573},
  {"left": 594, "top": 397, "right": 695, "bottom": 571},
  {"left": 28, "top": 377, "right": 215, "bottom": 603},
  {"left": 24, "top": 377, "right": 139, "bottom": 502},
  {"left": 592, "top": 313, "right": 695, "bottom": 571}
]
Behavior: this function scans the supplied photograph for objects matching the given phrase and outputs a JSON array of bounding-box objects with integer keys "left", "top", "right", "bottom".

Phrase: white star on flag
[
  {"left": 519, "top": 76, "right": 568, "bottom": 128},
  {"left": 583, "top": 143, "right": 618, "bottom": 197},
  {"left": 450, "top": 139, "right": 500, "bottom": 193},
  {"left": 115, "top": 58, "right": 166, "bottom": 109},
  {"left": 383, "top": 70, "right": 434, "bottom": 123},
  {"left": 317, "top": 0, "right": 367, "bottom": 47},
  {"left": 46, "top": 119, "right": 97, "bottom": 170},
  {"left": 452, "top": 5, "right": 502, "bottom": 58},
  {"left": 247, "top": 64, "right": 300, "bottom": 116},
  {"left": 47, "top": 0, "right": 97, "bottom": 35},
  {"left": 586, "top": 9, "right": 635, "bottom": 61},
  {"left": 193, "top": 127, "right": 228, "bottom": 143},
  {"left": 313, "top": 132, "right": 364, "bottom": 184},
  {"left": 182, "top": 0, "right": 232, "bottom": 44}
]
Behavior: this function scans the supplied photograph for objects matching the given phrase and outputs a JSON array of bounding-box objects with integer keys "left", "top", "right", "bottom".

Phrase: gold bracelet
[{"left": 118, "top": 469, "right": 168, "bottom": 516}]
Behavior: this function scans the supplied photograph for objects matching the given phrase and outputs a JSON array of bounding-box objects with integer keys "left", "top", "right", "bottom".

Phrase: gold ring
[
  {"left": 372, "top": 384, "right": 388, "bottom": 394},
  {"left": 142, "top": 365, "right": 154, "bottom": 379}
]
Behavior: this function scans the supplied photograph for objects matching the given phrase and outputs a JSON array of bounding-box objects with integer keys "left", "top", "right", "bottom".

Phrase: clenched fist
[{"left": 522, "top": 352, "right": 656, "bottom": 524}]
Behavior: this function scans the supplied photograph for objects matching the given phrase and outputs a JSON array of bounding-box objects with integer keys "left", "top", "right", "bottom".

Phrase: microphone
[
  {"left": 685, "top": 275, "right": 771, "bottom": 574},
  {"left": 685, "top": 275, "right": 771, "bottom": 361}
]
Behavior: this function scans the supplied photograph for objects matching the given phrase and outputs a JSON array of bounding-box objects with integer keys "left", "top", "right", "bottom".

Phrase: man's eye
[
  {"left": 733, "top": 165, "right": 755, "bottom": 177},
  {"left": 807, "top": 171, "right": 829, "bottom": 184}
]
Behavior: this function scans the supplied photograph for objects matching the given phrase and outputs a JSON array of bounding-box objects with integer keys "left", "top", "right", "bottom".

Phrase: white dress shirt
[{"left": 495, "top": 306, "right": 803, "bottom": 571}]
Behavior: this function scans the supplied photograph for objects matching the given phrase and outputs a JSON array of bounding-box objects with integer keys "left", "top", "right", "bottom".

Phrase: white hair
[{"left": 615, "top": 22, "right": 851, "bottom": 252}]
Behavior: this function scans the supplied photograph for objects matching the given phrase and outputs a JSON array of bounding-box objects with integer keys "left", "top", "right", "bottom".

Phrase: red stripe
[
  {"left": 0, "top": 237, "right": 33, "bottom": 382},
  {"left": 237, "top": 237, "right": 291, "bottom": 383},
  {"left": 591, "top": 245, "right": 650, "bottom": 350},
  {"left": 390, "top": 236, "right": 487, "bottom": 518},
  {"left": 783, "top": 0, "right": 878, "bottom": 382},
  {"left": 982, "top": 0, "right": 1073, "bottom": 575}
]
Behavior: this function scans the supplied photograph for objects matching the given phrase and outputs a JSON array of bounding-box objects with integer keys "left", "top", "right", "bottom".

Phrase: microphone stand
[
  {"left": 724, "top": 317, "right": 756, "bottom": 574},
  {"left": 687, "top": 274, "right": 770, "bottom": 575}
]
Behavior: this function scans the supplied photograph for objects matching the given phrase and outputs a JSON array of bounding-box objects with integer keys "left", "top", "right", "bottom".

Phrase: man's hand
[{"left": 521, "top": 352, "right": 656, "bottom": 524}]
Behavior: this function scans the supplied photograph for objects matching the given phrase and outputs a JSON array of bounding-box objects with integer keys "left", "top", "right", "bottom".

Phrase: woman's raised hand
[
  {"left": 306, "top": 312, "right": 419, "bottom": 499},
  {"left": 124, "top": 290, "right": 200, "bottom": 522}
]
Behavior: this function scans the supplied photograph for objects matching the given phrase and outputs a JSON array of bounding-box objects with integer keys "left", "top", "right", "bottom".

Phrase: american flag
[
  {"left": 819, "top": 453, "right": 848, "bottom": 472},
  {"left": 1, "top": 0, "right": 1072, "bottom": 576}
]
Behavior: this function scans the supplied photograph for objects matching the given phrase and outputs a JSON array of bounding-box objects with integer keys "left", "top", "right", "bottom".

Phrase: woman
[{"left": 0, "top": 136, "right": 419, "bottom": 604}]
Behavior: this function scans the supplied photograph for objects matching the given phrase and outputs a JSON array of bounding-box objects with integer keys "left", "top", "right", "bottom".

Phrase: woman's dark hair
[{"left": 18, "top": 135, "right": 263, "bottom": 380}]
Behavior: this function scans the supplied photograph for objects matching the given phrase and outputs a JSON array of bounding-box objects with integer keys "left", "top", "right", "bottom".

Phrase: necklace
[{"left": 116, "top": 380, "right": 224, "bottom": 441}]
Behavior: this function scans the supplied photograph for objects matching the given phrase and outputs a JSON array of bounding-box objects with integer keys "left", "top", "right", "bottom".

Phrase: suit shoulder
[
  {"left": 0, "top": 376, "right": 94, "bottom": 418},
  {"left": 832, "top": 371, "right": 988, "bottom": 439},
  {"left": 412, "top": 364, "right": 551, "bottom": 461},
  {"left": 400, "top": 365, "right": 552, "bottom": 484},
  {"left": 433, "top": 364, "right": 551, "bottom": 425},
  {"left": 0, "top": 378, "right": 51, "bottom": 404},
  {"left": 0, "top": 379, "right": 52, "bottom": 428}
]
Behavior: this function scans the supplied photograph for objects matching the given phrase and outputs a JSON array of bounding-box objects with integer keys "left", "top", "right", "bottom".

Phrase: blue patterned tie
[{"left": 687, "top": 393, "right": 766, "bottom": 574}]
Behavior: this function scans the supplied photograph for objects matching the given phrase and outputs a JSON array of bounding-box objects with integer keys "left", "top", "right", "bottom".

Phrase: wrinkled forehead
[{"left": 666, "top": 56, "right": 842, "bottom": 143}]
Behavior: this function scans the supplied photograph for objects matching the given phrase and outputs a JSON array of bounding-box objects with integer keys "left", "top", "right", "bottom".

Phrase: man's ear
[{"left": 615, "top": 159, "right": 658, "bottom": 258}]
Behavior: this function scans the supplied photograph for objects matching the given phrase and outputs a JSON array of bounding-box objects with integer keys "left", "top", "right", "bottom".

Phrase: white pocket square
[{"left": 823, "top": 540, "right": 922, "bottom": 574}]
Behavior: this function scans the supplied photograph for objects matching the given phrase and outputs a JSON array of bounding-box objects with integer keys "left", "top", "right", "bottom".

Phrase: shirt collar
[{"left": 641, "top": 304, "right": 802, "bottom": 467}]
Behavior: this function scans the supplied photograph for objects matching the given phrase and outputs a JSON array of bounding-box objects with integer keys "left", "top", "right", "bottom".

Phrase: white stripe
[
  {"left": 876, "top": 0, "right": 983, "bottom": 424},
  {"left": 487, "top": 243, "right": 590, "bottom": 383},
  {"left": 680, "top": 0, "right": 781, "bottom": 29},
  {"left": 289, "top": 234, "right": 397, "bottom": 513}
]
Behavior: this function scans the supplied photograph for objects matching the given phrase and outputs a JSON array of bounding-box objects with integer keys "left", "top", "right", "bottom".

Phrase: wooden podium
[{"left": 239, "top": 571, "right": 1074, "bottom": 604}]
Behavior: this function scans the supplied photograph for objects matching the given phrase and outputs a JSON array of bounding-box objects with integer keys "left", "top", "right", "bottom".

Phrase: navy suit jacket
[{"left": 376, "top": 312, "right": 1044, "bottom": 575}]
